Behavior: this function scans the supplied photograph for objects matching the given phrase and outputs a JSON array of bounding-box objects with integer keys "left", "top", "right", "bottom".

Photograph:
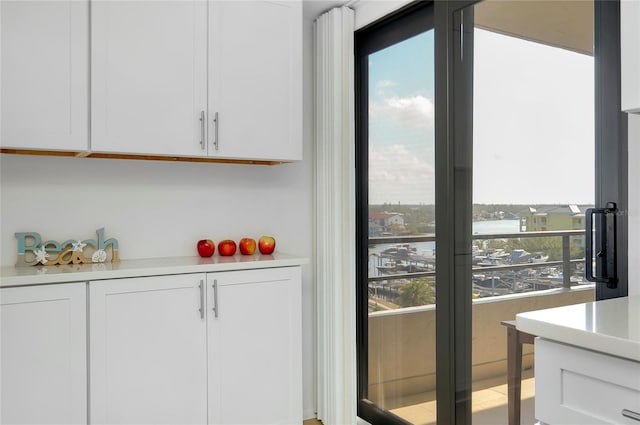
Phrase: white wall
[
  {"left": 0, "top": 15, "right": 317, "bottom": 419},
  {"left": 352, "top": 0, "right": 412, "bottom": 29},
  {"left": 628, "top": 113, "right": 640, "bottom": 295},
  {"left": 0, "top": 156, "right": 318, "bottom": 411}
]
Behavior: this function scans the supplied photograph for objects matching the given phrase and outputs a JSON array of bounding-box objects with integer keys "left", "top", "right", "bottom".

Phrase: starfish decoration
[
  {"left": 34, "top": 247, "right": 50, "bottom": 265},
  {"left": 71, "top": 240, "right": 87, "bottom": 252}
]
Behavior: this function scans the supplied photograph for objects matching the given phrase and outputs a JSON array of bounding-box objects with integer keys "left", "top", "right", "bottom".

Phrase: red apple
[
  {"left": 197, "top": 239, "right": 215, "bottom": 257},
  {"left": 217, "top": 240, "right": 237, "bottom": 256},
  {"left": 258, "top": 236, "right": 276, "bottom": 255},
  {"left": 239, "top": 238, "right": 257, "bottom": 255}
]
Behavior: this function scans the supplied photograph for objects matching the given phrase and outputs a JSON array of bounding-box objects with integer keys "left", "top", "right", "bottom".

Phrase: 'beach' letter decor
[{"left": 15, "top": 228, "right": 119, "bottom": 267}]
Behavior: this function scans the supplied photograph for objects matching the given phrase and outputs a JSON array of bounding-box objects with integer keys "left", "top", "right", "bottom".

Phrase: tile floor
[
  {"left": 303, "top": 373, "right": 535, "bottom": 424},
  {"left": 389, "top": 374, "right": 536, "bottom": 425}
]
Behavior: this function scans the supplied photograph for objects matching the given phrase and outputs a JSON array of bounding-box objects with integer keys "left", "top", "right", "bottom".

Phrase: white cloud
[
  {"left": 370, "top": 95, "right": 434, "bottom": 129},
  {"left": 369, "top": 144, "right": 435, "bottom": 205},
  {"left": 375, "top": 80, "right": 396, "bottom": 97}
]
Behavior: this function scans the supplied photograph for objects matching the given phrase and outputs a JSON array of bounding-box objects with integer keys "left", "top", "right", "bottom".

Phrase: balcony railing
[
  {"left": 368, "top": 229, "right": 585, "bottom": 291},
  {"left": 366, "top": 229, "right": 594, "bottom": 418}
]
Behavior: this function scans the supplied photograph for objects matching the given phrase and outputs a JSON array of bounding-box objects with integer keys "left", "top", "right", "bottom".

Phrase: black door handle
[{"left": 585, "top": 202, "right": 617, "bottom": 288}]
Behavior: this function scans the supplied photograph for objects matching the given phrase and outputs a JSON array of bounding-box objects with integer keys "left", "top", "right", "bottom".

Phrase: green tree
[
  {"left": 486, "top": 238, "right": 508, "bottom": 250},
  {"left": 397, "top": 278, "right": 435, "bottom": 307}
]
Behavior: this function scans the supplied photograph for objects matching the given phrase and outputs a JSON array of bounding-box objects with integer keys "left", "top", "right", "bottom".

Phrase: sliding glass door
[
  {"left": 466, "top": 2, "right": 598, "bottom": 423},
  {"left": 440, "top": 2, "right": 627, "bottom": 423},
  {"left": 356, "top": 3, "right": 437, "bottom": 424},
  {"left": 356, "top": 1, "right": 627, "bottom": 424}
]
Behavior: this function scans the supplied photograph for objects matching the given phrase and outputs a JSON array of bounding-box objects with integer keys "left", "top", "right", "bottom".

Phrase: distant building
[
  {"left": 369, "top": 212, "right": 405, "bottom": 236},
  {"left": 519, "top": 205, "right": 586, "bottom": 249}
]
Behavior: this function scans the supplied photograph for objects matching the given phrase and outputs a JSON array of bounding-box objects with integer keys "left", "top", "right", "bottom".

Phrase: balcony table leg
[{"left": 502, "top": 320, "right": 537, "bottom": 425}]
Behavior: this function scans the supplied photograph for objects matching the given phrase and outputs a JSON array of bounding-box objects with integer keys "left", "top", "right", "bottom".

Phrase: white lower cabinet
[
  {"left": 535, "top": 338, "right": 640, "bottom": 424},
  {"left": 89, "top": 267, "right": 302, "bottom": 425},
  {"left": 0, "top": 283, "right": 87, "bottom": 424},
  {"left": 207, "top": 268, "right": 302, "bottom": 425},
  {"left": 89, "top": 274, "right": 208, "bottom": 424}
]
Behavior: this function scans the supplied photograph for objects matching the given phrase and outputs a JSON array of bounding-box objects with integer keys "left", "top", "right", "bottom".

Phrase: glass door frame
[
  {"left": 356, "top": 0, "right": 627, "bottom": 423},
  {"left": 433, "top": 1, "right": 476, "bottom": 423},
  {"left": 355, "top": 2, "right": 435, "bottom": 423},
  {"left": 435, "top": 1, "right": 628, "bottom": 422},
  {"left": 594, "top": 0, "right": 628, "bottom": 300}
]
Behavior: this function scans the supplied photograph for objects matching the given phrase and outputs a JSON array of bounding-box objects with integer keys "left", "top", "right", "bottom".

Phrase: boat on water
[
  {"left": 376, "top": 261, "right": 398, "bottom": 274},
  {"left": 510, "top": 249, "right": 531, "bottom": 264},
  {"left": 473, "top": 249, "right": 510, "bottom": 267},
  {"left": 476, "top": 259, "right": 501, "bottom": 267},
  {"left": 530, "top": 252, "right": 550, "bottom": 263},
  {"left": 487, "top": 249, "right": 511, "bottom": 262},
  {"left": 376, "top": 259, "right": 433, "bottom": 275},
  {"left": 381, "top": 243, "right": 418, "bottom": 257}
]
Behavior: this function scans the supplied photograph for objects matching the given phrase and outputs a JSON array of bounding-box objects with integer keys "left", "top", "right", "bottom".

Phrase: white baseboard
[{"left": 303, "top": 409, "right": 317, "bottom": 421}]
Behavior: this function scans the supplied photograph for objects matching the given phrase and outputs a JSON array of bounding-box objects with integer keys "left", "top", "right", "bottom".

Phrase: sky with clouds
[
  {"left": 368, "top": 27, "right": 594, "bottom": 206},
  {"left": 368, "top": 30, "right": 435, "bottom": 206}
]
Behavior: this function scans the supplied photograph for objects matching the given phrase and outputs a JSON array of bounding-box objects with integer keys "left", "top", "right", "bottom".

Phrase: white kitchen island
[{"left": 516, "top": 296, "right": 640, "bottom": 424}]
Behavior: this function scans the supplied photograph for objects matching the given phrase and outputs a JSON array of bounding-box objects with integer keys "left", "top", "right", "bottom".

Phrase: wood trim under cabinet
[{"left": 0, "top": 149, "right": 289, "bottom": 166}]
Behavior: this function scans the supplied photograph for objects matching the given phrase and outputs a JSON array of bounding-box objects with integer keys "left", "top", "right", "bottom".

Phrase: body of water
[
  {"left": 369, "top": 220, "right": 521, "bottom": 277},
  {"left": 370, "top": 220, "right": 520, "bottom": 254},
  {"left": 472, "top": 219, "right": 520, "bottom": 235}
]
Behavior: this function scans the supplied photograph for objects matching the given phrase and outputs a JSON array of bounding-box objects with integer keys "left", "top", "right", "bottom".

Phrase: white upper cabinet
[
  {"left": 1, "top": 0, "right": 89, "bottom": 151},
  {"left": 622, "top": 0, "right": 640, "bottom": 113},
  {"left": 2, "top": 0, "right": 302, "bottom": 161},
  {"left": 90, "top": 0, "right": 302, "bottom": 161},
  {"left": 91, "top": 1, "right": 208, "bottom": 156},
  {"left": 208, "top": 1, "right": 302, "bottom": 161}
]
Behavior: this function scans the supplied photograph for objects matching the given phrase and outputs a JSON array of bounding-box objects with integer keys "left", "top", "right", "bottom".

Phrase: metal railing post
[{"left": 562, "top": 234, "right": 571, "bottom": 289}]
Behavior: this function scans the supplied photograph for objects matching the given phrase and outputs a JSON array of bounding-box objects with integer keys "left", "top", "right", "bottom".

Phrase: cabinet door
[
  {"left": 622, "top": 0, "right": 640, "bottom": 113},
  {"left": 207, "top": 267, "right": 302, "bottom": 424},
  {"left": 1, "top": 283, "right": 87, "bottom": 424},
  {"left": 536, "top": 338, "right": 640, "bottom": 424},
  {"left": 90, "top": 274, "right": 207, "bottom": 424},
  {"left": 91, "top": 1, "right": 208, "bottom": 156},
  {"left": 1, "top": 1, "right": 89, "bottom": 151},
  {"left": 209, "top": 1, "right": 302, "bottom": 161}
]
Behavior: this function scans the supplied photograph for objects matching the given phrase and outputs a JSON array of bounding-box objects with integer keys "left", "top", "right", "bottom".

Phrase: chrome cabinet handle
[
  {"left": 212, "top": 279, "right": 218, "bottom": 318},
  {"left": 623, "top": 409, "right": 640, "bottom": 422},
  {"left": 198, "top": 280, "right": 204, "bottom": 319},
  {"left": 213, "top": 112, "right": 219, "bottom": 151},
  {"left": 199, "top": 111, "right": 205, "bottom": 150}
]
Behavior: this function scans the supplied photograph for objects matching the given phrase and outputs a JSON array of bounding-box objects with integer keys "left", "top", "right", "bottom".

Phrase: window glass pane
[
  {"left": 470, "top": 2, "right": 595, "bottom": 423},
  {"left": 367, "top": 30, "right": 437, "bottom": 423}
]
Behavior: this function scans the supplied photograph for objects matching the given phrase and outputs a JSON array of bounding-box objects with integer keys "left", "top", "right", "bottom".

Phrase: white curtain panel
[{"left": 314, "top": 6, "right": 356, "bottom": 425}]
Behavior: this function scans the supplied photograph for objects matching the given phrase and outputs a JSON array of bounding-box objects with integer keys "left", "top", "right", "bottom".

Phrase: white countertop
[
  {"left": 516, "top": 296, "right": 640, "bottom": 362},
  {"left": 0, "top": 253, "right": 308, "bottom": 287}
]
